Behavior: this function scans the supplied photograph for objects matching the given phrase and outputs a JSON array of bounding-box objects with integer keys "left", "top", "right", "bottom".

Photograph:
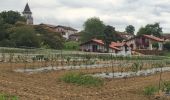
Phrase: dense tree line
[
  {"left": 0, "top": 10, "right": 64, "bottom": 49},
  {"left": 0, "top": 10, "right": 165, "bottom": 50}
]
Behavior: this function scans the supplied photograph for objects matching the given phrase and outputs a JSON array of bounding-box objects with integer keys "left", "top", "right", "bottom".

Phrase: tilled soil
[{"left": 0, "top": 65, "right": 170, "bottom": 100}]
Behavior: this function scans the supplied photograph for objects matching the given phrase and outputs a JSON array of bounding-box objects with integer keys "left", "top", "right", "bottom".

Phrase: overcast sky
[{"left": 1, "top": 0, "right": 170, "bottom": 33}]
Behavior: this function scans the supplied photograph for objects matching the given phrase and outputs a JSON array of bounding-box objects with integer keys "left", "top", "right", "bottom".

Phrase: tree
[
  {"left": 81, "top": 17, "right": 105, "bottom": 42},
  {"left": 34, "top": 25, "right": 64, "bottom": 49},
  {"left": 137, "top": 23, "right": 162, "bottom": 37},
  {"left": 0, "top": 10, "right": 26, "bottom": 25},
  {"left": 125, "top": 25, "right": 135, "bottom": 35},
  {"left": 114, "top": 32, "right": 124, "bottom": 42},
  {"left": 0, "top": 16, "right": 16, "bottom": 47},
  {"left": 10, "top": 26, "right": 41, "bottom": 48},
  {"left": 0, "top": 16, "right": 13, "bottom": 40},
  {"left": 0, "top": 17, "right": 6, "bottom": 41},
  {"left": 103, "top": 25, "right": 116, "bottom": 52}
]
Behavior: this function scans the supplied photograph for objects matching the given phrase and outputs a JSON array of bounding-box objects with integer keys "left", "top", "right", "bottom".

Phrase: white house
[
  {"left": 116, "top": 32, "right": 135, "bottom": 41},
  {"left": 39, "top": 24, "right": 78, "bottom": 40},
  {"left": 80, "top": 39, "right": 131, "bottom": 56},
  {"left": 55, "top": 25, "right": 78, "bottom": 39}
]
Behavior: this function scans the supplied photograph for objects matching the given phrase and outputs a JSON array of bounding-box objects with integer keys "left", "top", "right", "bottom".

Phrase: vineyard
[{"left": 0, "top": 47, "right": 170, "bottom": 100}]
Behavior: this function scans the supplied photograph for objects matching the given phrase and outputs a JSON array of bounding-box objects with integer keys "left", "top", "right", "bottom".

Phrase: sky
[{"left": 1, "top": 0, "right": 170, "bottom": 33}]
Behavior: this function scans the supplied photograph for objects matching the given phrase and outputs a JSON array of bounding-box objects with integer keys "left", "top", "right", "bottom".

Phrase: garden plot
[
  {"left": 14, "top": 62, "right": 131, "bottom": 74},
  {"left": 1, "top": 47, "right": 170, "bottom": 100},
  {"left": 1, "top": 51, "right": 170, "bottom": 77},
  {"left": 93, "top": 67, "right": 170, "bottom": 78},
  {"left": 12, "top": 55, "right": 170, "bottom": 75}
]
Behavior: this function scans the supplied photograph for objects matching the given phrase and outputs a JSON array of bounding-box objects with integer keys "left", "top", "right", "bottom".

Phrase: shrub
[
  {"left": 131, "top": 62, "right": 140, "bottom": 73},
  {"left": 164, "top": 42, "right": 170, "bottom": 50},
  {"left": 163, "top": 81, "right": 170, "bottom": 93},
  {"left": 0, "top": 39, "right": 16, "bottom": 47},
  {"left": 143, "top": 86, "right": 158, "bottom": 96},
  {"left": 64, "top": 41, "right": 79, "bottom": 50},
  {"left": 60, "top": 72, "right": 104, "bottom": 87},
  {"left": 153, "top": 43, "right": 159, "bottom": 49},
  {"left": 0, "top": 94, "right": 18, "bottom": 100}
]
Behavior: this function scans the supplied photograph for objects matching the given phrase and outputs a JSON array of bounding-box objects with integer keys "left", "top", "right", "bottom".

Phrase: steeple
[
  {"left": 22, "top": 3, "right": 33, "bottom": 25},
  {"left": 23, "top": 3, "right": 32, "bottom": 14}
]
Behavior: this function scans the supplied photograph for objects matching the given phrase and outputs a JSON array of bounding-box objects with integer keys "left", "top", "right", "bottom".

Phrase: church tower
[{"left": 23, "top": 3, "right": 33, "bottom": 25}]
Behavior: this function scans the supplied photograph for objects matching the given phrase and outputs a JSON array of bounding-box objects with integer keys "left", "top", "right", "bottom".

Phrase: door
[
  {"left": 92, "top": 45, "right": 98, "bottom": 52},
  {"left": 130, "top": 44, "right": 134, "bottom": 50}
]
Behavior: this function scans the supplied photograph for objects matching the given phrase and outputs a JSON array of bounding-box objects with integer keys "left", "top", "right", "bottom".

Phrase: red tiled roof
[
  {"left": 92, "top": 39, "right": 104, "bottom": 45},
  {"left": 81, "top": 39, "right": 124, "bottom": 50},
  {"left": 56, "top": 25, "right": 78, "bottom": 31},
  {"left": 109, "top": 44, "right": 121, "bottom": 50},
  {"left": 110, "top": 42, "right": 124, "bottom": 47},
  {"left": 39, "top": 24, "right": 78, "bottom": 31},
  {"left": 143, "top": 35, "right": 164, "bottom": 42},
  {"left": 126, "top": 35, "right": 164, "bottom": 42}
]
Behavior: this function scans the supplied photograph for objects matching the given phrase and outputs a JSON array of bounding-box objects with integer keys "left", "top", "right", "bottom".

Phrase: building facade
[
  {"left": 126, "top": 35, "right": 164, "bottom": 51},
  {"left": 80, "top": 39, "right": 131, "bottom": 56},
  {"left": 69, "top": 33, "right": 81, "bottom": 41},
  {"left": 39, "top": 24, "right": 78, "bottom": 40},
  {"left": 116, "top": 32, "right": 135, "bottom": 41},
  {"left": 55, "top": 25, "right": 78, "bottom": 39}
]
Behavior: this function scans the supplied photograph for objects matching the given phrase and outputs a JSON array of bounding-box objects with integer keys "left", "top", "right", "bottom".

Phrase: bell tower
[{"left": 22, "top": 3, "right": 33, "bottom": 25}]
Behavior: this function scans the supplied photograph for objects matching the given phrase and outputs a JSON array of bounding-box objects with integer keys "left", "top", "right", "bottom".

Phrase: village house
[
  {"left": 55, "top": 25, "right": 78, "bottom": 39},
  {"left": 39, "top": 24, "right": 78, "bottom": 40},
  {"left": 80, "top": 39, "right": 131, "bottom": 56},
  {"left": 69, "top": 33, "right": 81, "bottom": 41},
  {"left": 126, "top": 34, "right": 164, "bottom": 51},
  {"left": 162, "top": 33, "right": 170, "bottom": 42},
  {"left": 80, "top": 34, "right": 165, "bottom": 55},
  {"left": 116, "top": 32, "right": 135, "bottom": 41}
]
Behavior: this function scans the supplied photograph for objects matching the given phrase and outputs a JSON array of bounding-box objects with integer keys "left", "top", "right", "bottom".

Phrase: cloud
[{"left": 0, "top": 0, "right": 170, "bottom": 33}]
